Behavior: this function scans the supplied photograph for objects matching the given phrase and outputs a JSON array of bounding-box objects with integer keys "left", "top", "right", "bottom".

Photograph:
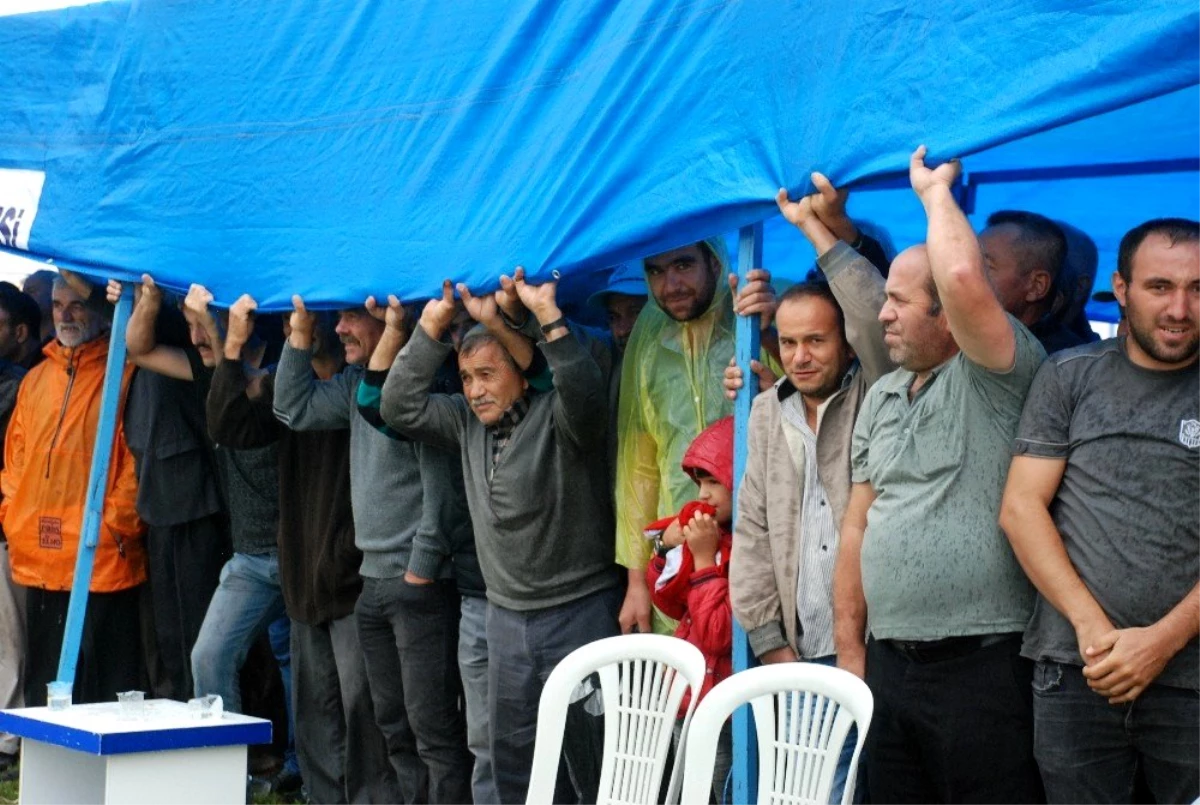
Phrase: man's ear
[
  {"left": 1111, "top": 270, "right": 1128, "bottom": 308},
  {"left": 1026, "top": 270, "right": 1052, "bottom": 303},
  {"left": 13, "top": 323, "right": 28, "bottom": 346}
]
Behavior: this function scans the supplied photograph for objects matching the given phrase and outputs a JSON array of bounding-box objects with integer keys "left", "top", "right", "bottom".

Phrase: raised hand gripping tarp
[{"left": 0, "top": 0, "right": 1195, "bottom": 312}]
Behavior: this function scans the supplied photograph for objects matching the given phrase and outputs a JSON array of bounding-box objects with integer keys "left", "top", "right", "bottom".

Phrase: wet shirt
[
  {"left": 851, "top": 318, "right": 1045, "bottom": 640},
  {"left": 1014, "top": 339, "right": 1199, "bottom": 690}
]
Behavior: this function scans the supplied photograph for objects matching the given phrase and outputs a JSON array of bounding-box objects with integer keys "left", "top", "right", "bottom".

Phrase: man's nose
[{"left": 1165, "top": 288, "right": 1191, "bottom": 321}]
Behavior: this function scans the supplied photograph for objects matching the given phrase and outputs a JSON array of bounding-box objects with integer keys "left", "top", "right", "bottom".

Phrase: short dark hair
[
  {"left": 458, "top": 327, "right": 520, "bottom": 372},
  {"left": 985, "top": 210, "right": 1068, "bottom": 281},
  {"left": 778, "top": 281, "right": 846, "bottom": 337},
  {"left": 0, "top": 282, "right": 41, "bottom": 335},
  {"left": 1117, "top": 218, "right": 1200, "bottom": 283}
]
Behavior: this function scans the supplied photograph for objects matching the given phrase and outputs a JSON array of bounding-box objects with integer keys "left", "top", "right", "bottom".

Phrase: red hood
[{"left": 681, "top": 416, "right": 733, "bottom": 491}]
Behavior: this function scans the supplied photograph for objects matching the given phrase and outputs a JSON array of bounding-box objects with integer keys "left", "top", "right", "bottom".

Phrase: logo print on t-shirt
[
  {"left": 1180, "top": 419, "right": 1200, "bottom": 449},
  {"left": 38, "top": 516, "right": 63, "bottom": 549}
]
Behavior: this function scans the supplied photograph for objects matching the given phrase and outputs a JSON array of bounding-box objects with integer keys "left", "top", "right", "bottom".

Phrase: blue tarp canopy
[{"left": 0, "top": 0, "right": 1196, "bottom": 322}]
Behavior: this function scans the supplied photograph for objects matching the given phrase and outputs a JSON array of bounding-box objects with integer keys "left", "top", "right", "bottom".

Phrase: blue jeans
[
  {"left": 191, "top": 552, "right": 288, "bottom": 714},
  {"left": 267, "top": 615, "right": 299, "bottom": 776},
  {"left": 459, "top": 595, "right": 497, "bottom": 805},
  {"left": 1033, "top": 659, "right": 1199, "bottom": 804}
]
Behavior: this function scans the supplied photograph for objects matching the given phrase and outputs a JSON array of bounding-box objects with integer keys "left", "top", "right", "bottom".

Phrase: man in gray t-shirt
[{"left": 1001, "top": 217, "right": 1200, "bottom": 805}]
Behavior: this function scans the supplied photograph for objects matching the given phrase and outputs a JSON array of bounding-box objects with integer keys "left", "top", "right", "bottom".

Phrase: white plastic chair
[
  {"left": 680, "top": 663, "right": 873, "bottom": 805},
  {"left": 525, "top": 633, "right": 707, "bottom": 805}
]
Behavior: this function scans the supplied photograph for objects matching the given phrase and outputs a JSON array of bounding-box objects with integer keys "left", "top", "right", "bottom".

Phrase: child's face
[{"left": 696, "top": 475, "right": 733, "bottom": 524}]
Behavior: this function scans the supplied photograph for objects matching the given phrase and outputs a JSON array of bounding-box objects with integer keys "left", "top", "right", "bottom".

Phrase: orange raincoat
[{"left": 1, "top": 337, "right": 145, "bottom": 591}]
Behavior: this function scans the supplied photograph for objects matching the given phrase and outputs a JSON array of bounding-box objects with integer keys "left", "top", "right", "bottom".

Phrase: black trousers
[
  {"left": 24, "top": 586, "right": 142, "bottom": 707},
  {"left": 864, "top": 635, "right": 1045, "bottom": 804},
  {"left": 144, "top": 515, "right": 229, "bottom": 701}
]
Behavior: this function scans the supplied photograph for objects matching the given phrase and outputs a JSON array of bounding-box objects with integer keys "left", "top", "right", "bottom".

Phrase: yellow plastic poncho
[{"left": 616, "top": 237, "right": 777, "bottom": 634}]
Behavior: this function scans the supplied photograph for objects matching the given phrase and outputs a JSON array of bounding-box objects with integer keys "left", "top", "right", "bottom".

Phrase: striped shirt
[{"left": 781, "top": 393, "right": 838, "bottom": 659}]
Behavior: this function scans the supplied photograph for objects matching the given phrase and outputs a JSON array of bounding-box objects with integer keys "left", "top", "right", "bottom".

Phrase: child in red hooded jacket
[{"left": 645, "top": 416, "right": 734, "bottom": 801}]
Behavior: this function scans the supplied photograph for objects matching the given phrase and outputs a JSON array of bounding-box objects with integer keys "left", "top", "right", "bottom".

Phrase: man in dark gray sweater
[
  {"left": 381, "top": 272, "right": 620, "bottom": 805},
  {"left": 273, "top": 297, "right": 472, "bottom": 805}
]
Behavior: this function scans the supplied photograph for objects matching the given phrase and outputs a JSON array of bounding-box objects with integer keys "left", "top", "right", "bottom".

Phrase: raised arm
[
  {"left": 107, "top": 275, "right": 194, "bottom": 380},
  {"left": 378, "top": 280, "right": 468, "bottom": 452},
  {"left": 459, "top": 280, "right": 536, "bottom": 371},
  {"left": 272, "top": 295, "right": 352, "bottom": 431},
  {"left": 365, "top": 294, "right": 410, "bottom": 372},
  {"left": 207, "top": 294, "right": 281, "bottom": 449},
  {"left": 510, "top": 269, "right": 606, "bottom": 451},
  {"left": 778, "top": 173, "right": 891, "bottom": 382},
  {"left": 910, "top": 145, "right": 1015, "bottom": 371}
]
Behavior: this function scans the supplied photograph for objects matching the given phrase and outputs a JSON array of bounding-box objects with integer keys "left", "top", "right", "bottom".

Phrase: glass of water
[
  {"left": 187, "top": 694, "right": 223, "bottom": 720},
  {"left": 117, "top": 690, "right": 145, "bottom": 721},
  {"left": 46, "top": 681, "right": 72, "bottom": 711}
]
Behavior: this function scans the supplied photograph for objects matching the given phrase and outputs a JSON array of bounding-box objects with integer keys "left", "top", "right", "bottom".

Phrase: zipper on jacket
[{"left": 44, "top": 351, "right": 77, "bottom": 479}]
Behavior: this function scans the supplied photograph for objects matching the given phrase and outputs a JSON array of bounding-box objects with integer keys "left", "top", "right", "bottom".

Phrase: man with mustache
[
  {"left": 614, "top": 237, "right": 778, "bottom": 636},
  {"left": 1001, "top": 218, "right": 1199, "bottom": 804},
  {"left": 833, "top": 147, "right": 1047, "bottom": 803},
  {"left": 274, "top": 299, "right": 472, "bottom": 805},
  {"left": 380, "top": 271, "right": 619, "bottom": 804},
  {"left": 0, "top": 276, "right": 146, "bottom": 708}
]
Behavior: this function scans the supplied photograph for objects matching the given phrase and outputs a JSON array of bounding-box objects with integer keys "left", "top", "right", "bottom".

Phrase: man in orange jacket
[{"left": 0, "top": 275, "right": 146, "bottom": 706}]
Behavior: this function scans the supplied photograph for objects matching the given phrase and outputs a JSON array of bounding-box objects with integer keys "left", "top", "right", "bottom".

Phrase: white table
[{"left": 0, "top": 699, "right": 272, "bottom": 804}]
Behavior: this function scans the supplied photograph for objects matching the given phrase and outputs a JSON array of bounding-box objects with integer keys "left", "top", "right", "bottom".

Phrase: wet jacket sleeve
[
  {"left": 355, "top": 368, "right": 411, "bottom": 441},
  {"left": 614, "top": 328, "right": 660, "bottom": 572},
  {"left": 686, "top": 568, "right": 733, "bottom": 657},
  {"left": 0, "top": 385, "right": 26, "bottom": 526},
  {"left": 379, "top": 327, "right": 467, "bottom": 453},
  {"left": 103, "top": 421, "right": 146, "bottom": 546},
  {"left": 541, "top": 327, "right": 607, "bottom": 452},
  {"left": 207, "top": 358, "right": 281, "bottom": 448},
  {"left": 406, "top": 442, "right": 463, "bottom": 580},
  {"left": 272, "top": 343, "right": 352, "bottom": 431},
  {"left": 731, "top": 395, "right": 789, "bottom": 658},
  {"left": 820, "top": 241, "right": 892, "bottom": 385},
  {"left": 647, "top": 545, "right": 692, "bottom": 622}
]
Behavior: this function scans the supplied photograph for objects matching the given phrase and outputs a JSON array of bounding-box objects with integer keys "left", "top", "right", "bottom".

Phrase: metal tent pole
[
  {"left": 730, "top": 222, "right": 763, "bottom": 804},
  {"left": 56, "top": 284, "right": 133, "bottom": 685}
]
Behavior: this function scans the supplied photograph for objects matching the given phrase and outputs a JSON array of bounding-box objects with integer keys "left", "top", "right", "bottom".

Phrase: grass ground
[{"left": 0, "top": 773, "right": 298, "bottom": 804}]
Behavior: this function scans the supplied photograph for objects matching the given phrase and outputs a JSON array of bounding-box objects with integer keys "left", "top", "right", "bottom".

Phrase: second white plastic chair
[
  {"left": 525, "top": 633, "right": 707, "bottom": 805},
  {"left": 681, "top": 663, "right": 873, "bottom": 805}
]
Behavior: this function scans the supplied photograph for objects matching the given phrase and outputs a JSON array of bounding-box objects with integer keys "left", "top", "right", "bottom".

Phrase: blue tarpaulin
[{"left": 0, "top": 0, "right": 1196, "bottom": 321}]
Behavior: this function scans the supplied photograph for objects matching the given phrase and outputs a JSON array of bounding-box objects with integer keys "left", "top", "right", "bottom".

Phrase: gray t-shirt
[
  {"left": 1013, "top": 338, "right": 1199, "bottom": 690},
  {"left": 851, "top": 317, "right": 1045, "bottom": 640}
]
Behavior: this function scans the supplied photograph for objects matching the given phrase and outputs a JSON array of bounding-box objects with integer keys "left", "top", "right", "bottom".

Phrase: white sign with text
[{"left": 0, "top": 168, "right": 46, "bottom": 252}]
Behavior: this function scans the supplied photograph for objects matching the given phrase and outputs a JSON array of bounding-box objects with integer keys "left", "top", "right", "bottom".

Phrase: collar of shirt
[
  {"left": 489, "top": 396, "right": 530, "bottom": 439},
  {"left": 774, "top": 360, "right": 860, "bottom": 405},
  {"left": 875, "top": 353, "right": 957, "bottom": 399}
]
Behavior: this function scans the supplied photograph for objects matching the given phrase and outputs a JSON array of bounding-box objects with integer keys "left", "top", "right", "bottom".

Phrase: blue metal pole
[
  {"left": 56, "top": 285, "right": 133, "bottom": 685},
  {"left": 731, "top": 222, "right": 763, "bottom": 804}
]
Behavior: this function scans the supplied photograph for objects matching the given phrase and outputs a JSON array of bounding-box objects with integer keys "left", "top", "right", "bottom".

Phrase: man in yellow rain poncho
[{"left": 615, "top": 237, "right": 779, "bottom": 634}]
